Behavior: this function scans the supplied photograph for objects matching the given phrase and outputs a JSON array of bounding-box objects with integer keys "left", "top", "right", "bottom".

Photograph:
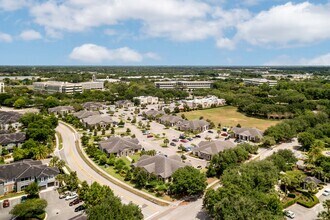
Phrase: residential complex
[
  {"left": 231, "top": 127, "right": 263, "bottom": 142},
  {"left": 193, "top": 140, "right": 235, "bottom": 160},
  {"left": 99, "top": 137, "right": 142, "bottom": 157},
  {"left": 154, "top": 81, "right": 213, "bottom": 90},
  {"left": 183, "top": 95, "right": 226, "bottom": 109},
  {"left": 0, "top": 160, "right": 59, "bottom": 196},
  {"left": 0, "top": 111, "right": 22, "bottom": 130}
]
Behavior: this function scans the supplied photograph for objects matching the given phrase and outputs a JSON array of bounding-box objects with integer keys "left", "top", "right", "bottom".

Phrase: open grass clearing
[{"left": 184, "top": 106, "right": 281, "bottom": 131}]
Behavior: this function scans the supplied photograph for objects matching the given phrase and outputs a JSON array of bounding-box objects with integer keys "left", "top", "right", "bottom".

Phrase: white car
[
  {"left": 324, "top": 188, "right": 330, "bottom": 193},
  {"left": 322, "top": 191, "right": 330, "bottom": 196},
  {"left": 65, "top": 193, "right": 78, "bottom": 200},
  {"left": 284, "top": 210, "right": 295, "bottom": 219}
]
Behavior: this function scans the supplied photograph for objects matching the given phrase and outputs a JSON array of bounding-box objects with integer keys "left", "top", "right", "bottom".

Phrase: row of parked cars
[{"left": 59, "top": 191, "right": 85, "bottom": 212}]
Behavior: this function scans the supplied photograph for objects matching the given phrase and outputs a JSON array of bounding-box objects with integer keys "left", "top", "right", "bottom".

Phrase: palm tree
[
  {"left": 56, "top": 160, "right": 66, "bottom": 170},
  {"left": 50, "top": 156, "right": 59, "bottom": 167},
  {"left": 55, "top": 174, "right": 66, "bottom": 187},
  {"left": 306, "top": 181, "right": 317, "bottom": 194},
  {"left": 312, "top": 167, "right": 324, "bottom": 181},
  {"left": 308, "top": 141, "right": 325, "bottom": 164},
  {"left": 163, "top": 139, "right": 169, "bottom": 147},
  {"left": 33, "top": 146, "right": 49, "bottom": 160}
]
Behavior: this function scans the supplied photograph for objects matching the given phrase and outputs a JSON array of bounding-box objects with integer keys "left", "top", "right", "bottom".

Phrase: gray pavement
[{"left": 0, "top": 188, "right": 79, "bottom": 220}]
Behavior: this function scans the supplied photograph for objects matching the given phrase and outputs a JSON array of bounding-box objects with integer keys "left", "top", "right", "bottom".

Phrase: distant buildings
[
  {"left": 82, "top": 102, "right": 106, "bottom": 111},
  {"left": 134, "top": 96, "right": 159, "bottom": 105},
  {"left": 73, "top": 110, "right": 100, "bottom": 119},
  {"left": 80, "top": 81, "right": 104, "bottom": 91},
  {"left": 243, "top": 78, "right": 277, "bottom": 87},
  {"left": 155, "top": 81, "right": 213, "bottom": 90},
  {"left": 0, "top": 160, "right": 59, "bottom": 196},
  {"left": 33, "top": 81, "right": 83, "bottom": 94},
  {"left": 82, "top": 114, "right": 113, "bottom": 129},
  {"left": 183, "top": 96, "right": 226, "bottom": 109},
  {"left": 115, "top": 100, "right": 134, "bottom": 108}
]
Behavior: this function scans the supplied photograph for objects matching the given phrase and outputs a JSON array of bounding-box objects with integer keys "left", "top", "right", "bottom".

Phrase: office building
[{"left": 155, "top": 81, "right": 213, "bottom": 90}]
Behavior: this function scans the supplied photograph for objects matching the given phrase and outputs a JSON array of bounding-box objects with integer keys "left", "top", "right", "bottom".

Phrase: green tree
[
  {"left": 163, "top": 138, "right": 169, "bottom": 147},
  {"left": 298, "top": 132, "right": 315, "bottom": 149},
  {"left": 318, "top": 200, "right": 330, "bottom": 220},
  {"left": 25, "top": 182, "right": 40, "bottom": 198},
  {"left": 170, "top": 166, "right": 207, "bottom": 197},
  {"left": 13, "top": 98, "right": 27, "bottom": 109},
  {"left": 10, "top": 198, "right": 47, "bottom": 219}
]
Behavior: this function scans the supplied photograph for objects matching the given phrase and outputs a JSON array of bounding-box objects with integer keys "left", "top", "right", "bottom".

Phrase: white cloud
[
  {"left": 216, "top": 37, "right": 236, "bottom": 50},
  {"left": 265, "top": 53, "right": 330, "bottom": 66},
  {"left": 0, "top": 32, "right": 12, "bottom": 42},
  {"left": 302, "top": 53, "right": 330, "bottom": 66},
  {"left": 236, "top": 2, "right": 330, "bottom": 47},
  {"left": 69, "top": 43, "right": 158, "bottom": 63},
  {"left": 19, "top": 29, "right": 42, "bottom": 41},
  {"left": 0, "top": 0, "right": 29, "bottom": 11}
]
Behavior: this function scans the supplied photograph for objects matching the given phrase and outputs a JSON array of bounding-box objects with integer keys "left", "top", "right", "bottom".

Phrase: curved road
[{"left": 55, "top": 122, "right": 167, "bottom": 219}]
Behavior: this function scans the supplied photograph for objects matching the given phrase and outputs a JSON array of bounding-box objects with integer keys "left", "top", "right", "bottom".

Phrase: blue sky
[{"left": 0, "top": 0, "right": 330, "bottom": 66}]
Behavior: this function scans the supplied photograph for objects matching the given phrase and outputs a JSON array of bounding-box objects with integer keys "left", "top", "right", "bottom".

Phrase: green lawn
[
  {"left": 0, "top": 191, "right": 25, "bottom": 200},
  {"left": 184, "top": 106, "right": 280, "bottom": 131}
]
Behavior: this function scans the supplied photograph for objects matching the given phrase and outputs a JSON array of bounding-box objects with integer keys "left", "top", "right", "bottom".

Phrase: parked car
[
  {"left": 208, "top": 130, "right": 214, "bottom": 133},
  {"left": 197, "top": 165, "right": 202, "bottom": 169},
  {"left": 59, "top": 191, "right": 71, "bottom": 199},
  {"left": 187, "top": 137, "right": 193, "bottom": 141},
  {"left": 180, "top": 139, "right": 188, "bottom": 143},
  {"left": 322, "top": 191, "right": 330, "bottom": 196},
  {"left": 69, "top": 198, "right": 83, "bottom": 206},
  {"left": 284, "top": 210, "right": 295, "bottom": 219},
  {"left": 147, "top": 135, "right": 153, "bottom": 138},
  {"left": 225, "top": 136, "right": 230, "bottom": 140},
  {"left": 170, "top": 142, "right": 176, "bottom": 146},
  {"left": 221, "top": 133, "right": 228, "bottom": 136},
  {"left": 324, "top": 188, "right": 330, "bottom": 193},
  {"left": 2, "top": 199, "right": 10, "bottom": 208},
  {"left": 194, "top": 135, "right": 201, "bottom": 138},
  {"left": 172, "top": 138, "right": 179, "bottom": 142},
  {"left": 74, "top": 205, "right": 85, "bottom": 212},
  {"left": 21, "top": 196, "right": 27, "bottom": 203},
  {"left": 65, "top": 193, "right": 78, "bottom": 201},
  {"left": 179, "top": 135, "right": 186, "bottom": 139}
]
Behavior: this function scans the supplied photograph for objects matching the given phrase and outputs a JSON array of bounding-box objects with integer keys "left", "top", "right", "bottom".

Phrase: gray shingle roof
[
  {"left": 232, "top": 127, "right": 263, "bottom": 138},
  {"left": 82, "top": 114, "right": 113, "bottom": 126},
  {"left": 0, "top": 132, "right": 26, "bottom": 146},
  {"left": 82, "top": 102, "right": 105, "bottom": 110},
  {"left": 144, "top": 109, "right": 165, "bottom": 117},
  {"left": 159, "top": 114, "right": 183, "bottom": 124},
  {"left": 179, "top": 120, "right": 209, "bottom": 130},
  {"left": 194, "top": 140, "right": 236, "bottom": 156},
  {"left": 134, "top": 155, "right": 189, "bottom": 179},
  {"left": 73, "top": 110, "right": 100, "bottom": 119},
  {"left": 48, "top": 106, "right": 74, "bottom": 114},
  {"left": 0, "top": 111, "right": 22, "bottom": 124},
  {"left": 0, "top": 159, "right": 59, "bottom": 181},
  {"left": 99, "top": 136, "right": 142, "bottom": 154}
]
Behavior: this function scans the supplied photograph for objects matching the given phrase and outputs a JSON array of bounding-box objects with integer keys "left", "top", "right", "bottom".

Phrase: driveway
[{"left": 0, "top": 188, "right": 79, "bottom": 220}]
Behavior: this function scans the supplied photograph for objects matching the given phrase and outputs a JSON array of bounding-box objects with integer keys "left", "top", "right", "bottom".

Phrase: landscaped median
[{"left": 59, "top": 121, "right": 171, "bottom": 207}]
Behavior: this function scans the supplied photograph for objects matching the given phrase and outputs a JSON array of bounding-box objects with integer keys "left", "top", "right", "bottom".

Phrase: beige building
[{"left": 155, "top": 81, "right": 213, "bottom": 90}]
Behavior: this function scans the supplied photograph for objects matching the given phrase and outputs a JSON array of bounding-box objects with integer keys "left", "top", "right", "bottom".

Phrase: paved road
[
  {"left": 258, "top": 138, "right": 301, "bottom": 160},
  {"left": 56, "top": 122, "right": 167, "bottom": 219}
]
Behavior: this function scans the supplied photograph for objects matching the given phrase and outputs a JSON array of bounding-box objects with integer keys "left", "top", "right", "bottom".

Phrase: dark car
[
  {"left": 180, "top": 139, "right": 188, "bottom": 143},
  {"left": 3, "top": 199, "right": 10, "bottom": 208},
  {"left": 75, "top": 205, "right": 85, "bottom": 212},
  {"left": 170, "top": 142, "right": 176, "bottom": 146},
  {"left": 147, "top": 135, "right": 153, "bottom": 138},
  {"left": 179, "top": 135, "right": 186, "bottom": 139},
  {"left": 208, "top": 130, "right": 214, "bottom": 133},
  {"left": 21, "top": 196, "right": 27, "bottom": 203},
  {"left": 195, "top": 135, "right": 201, "bottom": 138},
  {"left": 221, "top": 133, "right": 228, "bottom": 136},
  {"left": 172, "top": 138, "right": 179, "bottom": 142},
  {"left": 187, "top": 137, "right": 193, "bottom": 141},
  {"left": 69, "top": 198, "right": 82, "bottom": 206}
]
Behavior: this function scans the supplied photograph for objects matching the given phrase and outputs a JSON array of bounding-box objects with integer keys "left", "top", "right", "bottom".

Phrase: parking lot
[
  {"left": 0, "top": 189, "right": 82, "bottom": 220},
  {"left": 285, "top": 184, "right": 330, "bottom": 220}
]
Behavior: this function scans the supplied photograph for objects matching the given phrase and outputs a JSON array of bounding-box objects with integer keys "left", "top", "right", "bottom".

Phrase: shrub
[
  {"left": 288, "top": 193, "right": 296, "bottom": 198},
  {"left": 297, "top": 195, "right": 319, "bottom": 208}
]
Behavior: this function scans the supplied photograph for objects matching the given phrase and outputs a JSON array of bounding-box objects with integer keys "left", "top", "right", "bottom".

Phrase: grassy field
[{"left": 184, "top": 106, "right": 280, "bottom": 131}]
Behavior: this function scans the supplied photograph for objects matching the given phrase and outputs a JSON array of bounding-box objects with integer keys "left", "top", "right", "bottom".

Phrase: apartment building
[{"left": 154, "top": 81, "right": 213, "bottom": 90}]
